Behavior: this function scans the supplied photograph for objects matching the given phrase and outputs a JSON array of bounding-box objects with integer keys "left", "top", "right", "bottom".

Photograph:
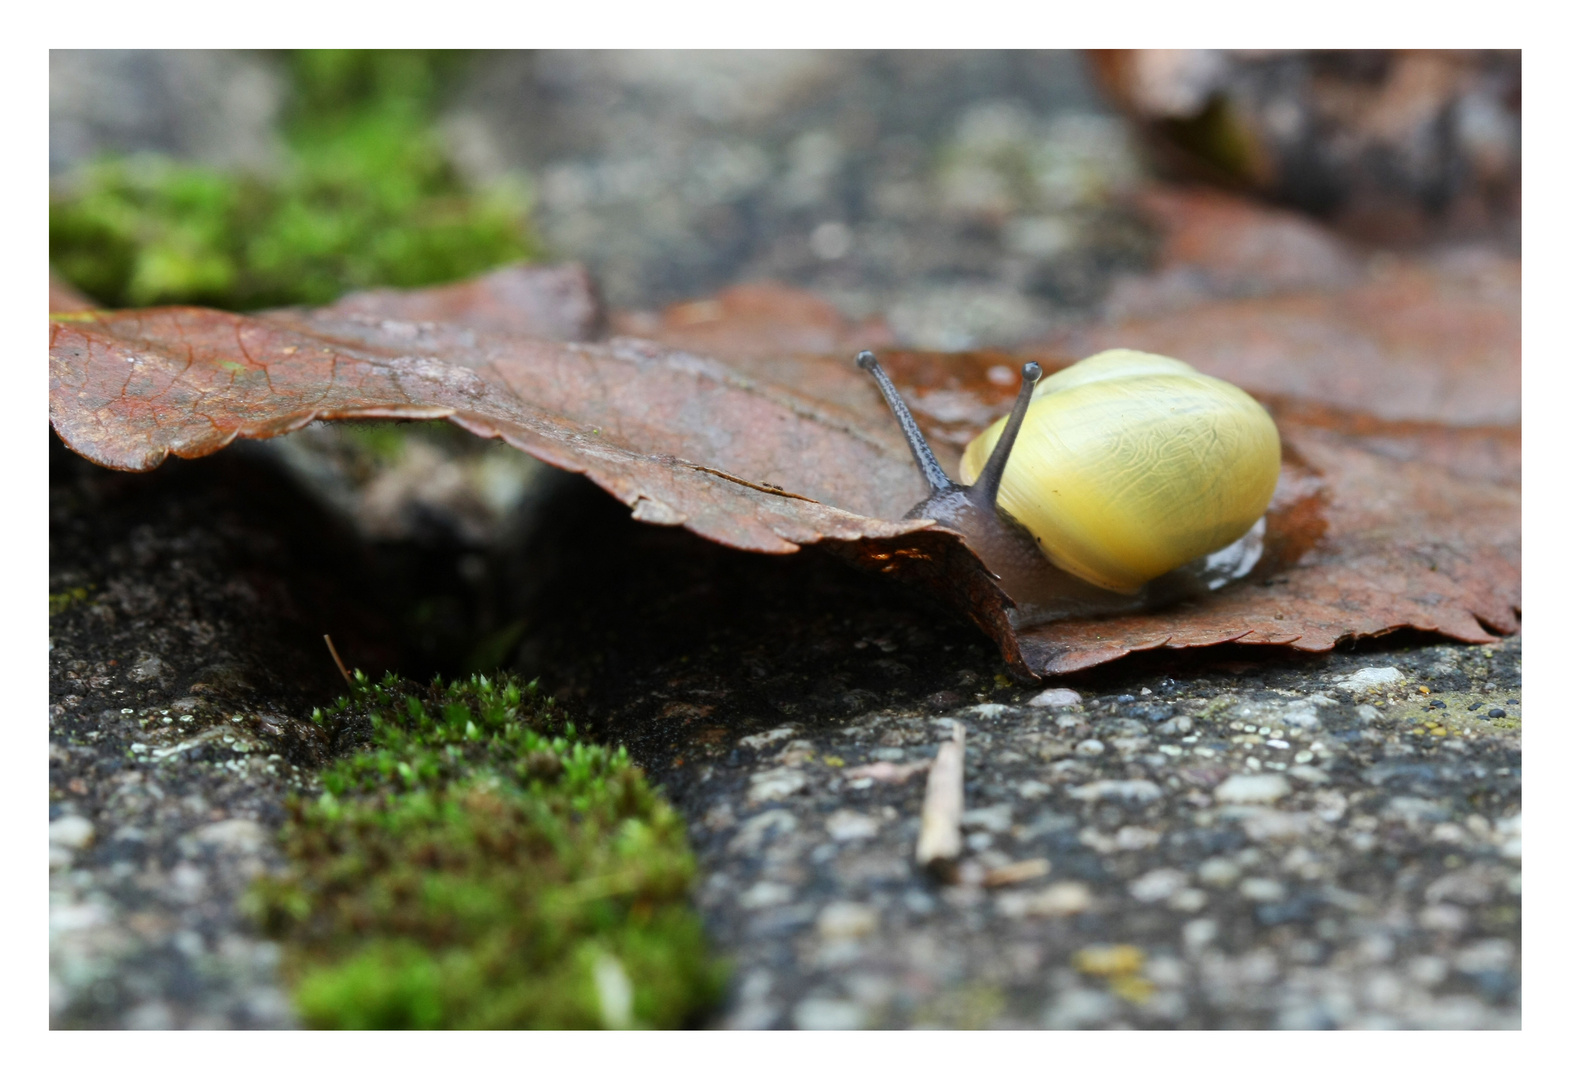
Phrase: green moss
[
  {"left": 911, "top": 983, "right": 1008, "bottom": 1029},
  {"left": 51, "top": 50, "right": 535, "bottom": 311},
  {"left": 49, "top": 585, "right": 92, "bottom": 617},
  {"left": 1385, "top": 690, "right": 1521, "bottom": 734},
  {"left": 249, "top": 672, "right": 725, "bottom": 1029},
  {"left": 1157, "top": 94, "right": 1264, "bottom": 185},
  {"left": 284, "top": 50, "right": 472, "bottom": 128},
  {"left": 337, "top": 421, "right": 413, "bottom": 464}
]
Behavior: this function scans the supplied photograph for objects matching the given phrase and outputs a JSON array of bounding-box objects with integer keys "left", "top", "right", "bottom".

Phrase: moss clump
[
  {"left": 50, "top": 50, "right": 535, "bottom": 310},
  {"left": 49, "top": 585, "right": 92, "bottom": 617},
  {"left": 1385, "top": 690, "right": 1521, "bottom": 734},
  {"left": 248, "top": 672, "right": 724, "bottom": 1029}
]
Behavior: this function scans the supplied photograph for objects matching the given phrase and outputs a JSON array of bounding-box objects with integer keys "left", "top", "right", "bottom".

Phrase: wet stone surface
[
  {"left": 47, "top": 440, "right": 404, "bottom": 1028},
  {"left": 452, "top": 50, "right": 1152, "bottom": 348},
  {"left": 670, "top": 653, "right": 1521, "bottom": 1029},
  {"left": 519, "top": 489, "right": 1522, "bottom": 1030}
]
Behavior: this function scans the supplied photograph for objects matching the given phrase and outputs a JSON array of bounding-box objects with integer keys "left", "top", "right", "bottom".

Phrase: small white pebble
[
  {"left": 1453, "top": 939, "right": 1514, "bottom": 974},
  {"left": 793, "top": 998, "right": 866, "bottom": 1031},
  {"left": 1028, "top": 688, "right": 1082, "bottom": 708},
  {"left": 825, "top": 809, "right": 879, "bottom": 842},
  {"left": 961, "top": 805, "right": 1013, "bottom": 833},
  {"left": 1338, "top": 667, "right": 1404, "bottom": 692},
  {"left": 1129, "top": 868, "right": 1187, "bottom": 902},
  {"left": 1183, "top": 919, "right": 1218, "bottom": 952},
  {"left": 739, "top": 881, "right": 794, "bottom": 909},
  {"left": 1067, "top": 779, "right": 1162, "bottom": 803},
  {"left": 1198, "top": 857, "right": 1240, "bottom": 887},
  {"left": 1238, "top": 877, "right": 1287, "bottom": 902},
  {"left": 49, "top": 815, "right": 96, "bottom": 850},
  {"left": 998, "top": 881, "right": 1093, "bottom": 919},
  {"left": 1215, "top": 773, "right": 1291, "bottom": 804},
  {"left": 1115, "top": 825, "right": 1161, "bottom": 850},
  {"left": 1407, "top": 955, "right": 1449, "bottom": 986},
  {"left": 1075, "top": 738, "right": 1105, "bottom": 757},
  {"left": 817, "top": 901, "right": 878, "bottom": 941}
]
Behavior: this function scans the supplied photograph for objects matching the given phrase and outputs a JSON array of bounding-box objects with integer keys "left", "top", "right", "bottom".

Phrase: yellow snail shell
[{"left": 957, "top": 349, "right": 1280, "bottom": 594}]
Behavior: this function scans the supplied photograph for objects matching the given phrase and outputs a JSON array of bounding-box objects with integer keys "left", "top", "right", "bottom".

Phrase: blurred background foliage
[{"left": 50, "top": 50, "right": 535, "bottom": 311}]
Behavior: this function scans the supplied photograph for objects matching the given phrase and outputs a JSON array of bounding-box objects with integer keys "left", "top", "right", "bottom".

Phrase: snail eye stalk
[
  {"left": 970, "top": 362, "right": 1041, "bottom": 510},
  {"left": 857, "top": 350, "right": 956, "bottom": 495}
]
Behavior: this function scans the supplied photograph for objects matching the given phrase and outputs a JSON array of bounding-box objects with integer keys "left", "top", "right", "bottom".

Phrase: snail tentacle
[
  {"left": 969, "top": 361, "right": 1041, "bottom": 510},
  {"left": 856, "top": 350, "right": 955, "bottom": 495}
]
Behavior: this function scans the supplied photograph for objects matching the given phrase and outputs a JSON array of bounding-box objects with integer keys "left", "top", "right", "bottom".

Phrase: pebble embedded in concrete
[
  {"left": 1214, "top": 773, "right": 1292, "bottom": 804},
  {"left": 1028, "top": 688, "right": 1082, "bottom": 708},
  {"left": 1336, "top": 667, "right": 1405, "bottom": 693}
]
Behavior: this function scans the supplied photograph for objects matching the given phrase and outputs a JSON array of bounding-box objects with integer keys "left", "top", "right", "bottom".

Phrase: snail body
[{"left": 856, "top": 348, "right": 1280, "bottom": 623}]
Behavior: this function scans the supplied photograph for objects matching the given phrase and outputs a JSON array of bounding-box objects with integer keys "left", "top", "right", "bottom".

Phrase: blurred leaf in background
[{"left": 50, "top": 50, "right": 536, "bottom": 311}]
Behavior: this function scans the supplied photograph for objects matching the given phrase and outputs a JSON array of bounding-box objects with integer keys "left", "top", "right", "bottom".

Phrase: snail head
[{"left": 856, "top": 350, "right": 1050, "bottom": 595}]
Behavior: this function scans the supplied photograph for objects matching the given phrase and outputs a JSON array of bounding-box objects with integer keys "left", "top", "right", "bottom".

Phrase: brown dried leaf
[
  {"left": 1052, "top": 260, "right": 1520, "bottom": 426},
  {"left": 49, "top": 257, "right": 1519, "bottom": 679},
  {"left": 1010, "top": 419, "right": 1520, "bottom": 673},
  {"left": 1062, "top": 188, "right": 1521, "bottom": 426},
  {"left": 49, "top": 307, "right": 930, "bottom": 556},
  {"left": 325, "top": 262, "right": 607, "bottom": 342},
  {"left": 611, "top": 281, "right": 896, "bottom": 362}
]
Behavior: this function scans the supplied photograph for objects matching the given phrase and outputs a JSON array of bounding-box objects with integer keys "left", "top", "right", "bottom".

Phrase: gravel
[{"left": 48, "top": 443, "right": 398, "bottom": 1028}]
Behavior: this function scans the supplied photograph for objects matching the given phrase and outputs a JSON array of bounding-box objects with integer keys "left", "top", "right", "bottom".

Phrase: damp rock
[
  {"left": 1336, "top": 667, "right": 1404, "bottom": 693},
  {"left": 1214, "top": 773, "right": 1292, "bottom": 804},
  {"left": 1028, "top": 688, "right": 1082, "bottom": 709}
]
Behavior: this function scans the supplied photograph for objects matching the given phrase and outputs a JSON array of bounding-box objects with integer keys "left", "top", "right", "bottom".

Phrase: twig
[
  {"left": 323, "top": 634, "right": 353, "bottom": 688},
  {"left": 983, "top": 857, "right": 1051, "bottom": 888},
  {"left": 916, "top": 722, "right": 965, "bottom": 881}
]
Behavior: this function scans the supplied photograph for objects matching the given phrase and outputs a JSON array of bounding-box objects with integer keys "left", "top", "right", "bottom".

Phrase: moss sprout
[
  {"left": 50, "top": 50, "right": 535, "bottom": 310},
  {"left": 249, "top": 672, "right": 725, "bottom": 1029},
  {"left": 49, "top": 585, "right": 93, "bottom": 617}
]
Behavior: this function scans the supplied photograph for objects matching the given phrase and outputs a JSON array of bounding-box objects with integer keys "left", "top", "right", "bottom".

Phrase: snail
[{"left": 856, "top": 348, "right": 1280, "bottom": 626}]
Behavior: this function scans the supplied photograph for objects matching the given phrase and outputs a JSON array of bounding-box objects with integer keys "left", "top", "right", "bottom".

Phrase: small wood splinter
[
  {"left": 323, "top": 634, "right": 353, "bottom": 688},
  {"left": 915, "top": 722, "right": 965, "bottom": 881}
]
